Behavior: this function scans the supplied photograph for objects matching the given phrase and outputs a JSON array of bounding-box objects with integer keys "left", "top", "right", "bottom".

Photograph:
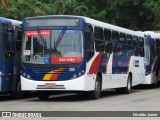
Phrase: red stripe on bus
[{"left": 88, "top": 52, "right": 103, "bottom": 74}]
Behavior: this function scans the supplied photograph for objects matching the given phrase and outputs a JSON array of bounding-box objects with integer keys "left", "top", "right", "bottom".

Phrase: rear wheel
[
  {"left": 123, "top": 75, "right": 132, "bottom": 94},
  {"left": 116, "top": 75, "right": 132, "bottom": 94},
  {"left": 89, "top": 76, "right": 102, "bottom": 100}
]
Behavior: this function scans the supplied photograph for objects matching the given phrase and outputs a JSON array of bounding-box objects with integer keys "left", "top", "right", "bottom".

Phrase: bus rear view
[{"left": 21, "top": 16, "right": 86, "bottom": 99}]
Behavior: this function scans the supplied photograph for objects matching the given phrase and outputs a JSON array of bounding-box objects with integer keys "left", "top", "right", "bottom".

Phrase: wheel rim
[
  {"left": 127, "top": 78, "right": 131, "bottom": 91},
  {"left": 95, "top": 80, "right": 101, "bottom": 95}
]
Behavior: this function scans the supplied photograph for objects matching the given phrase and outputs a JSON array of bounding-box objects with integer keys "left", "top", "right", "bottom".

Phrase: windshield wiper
[
  {"left": 53, "top": 27, "right": 67, "bottom": 56},
  {"left": 36, "top": 27, "right": 47, "bottom": 54},
  {"left": 55, "top": 26, "right": 67, "bottom": 48}
]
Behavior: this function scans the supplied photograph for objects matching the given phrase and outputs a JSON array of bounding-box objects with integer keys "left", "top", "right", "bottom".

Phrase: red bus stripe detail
[
  {"left": 88, "top": 52, "right": 103, "bottom": 74},
  {"left": 50, "top": 74, "right": 59, "bottom": 80},
  {"left": 50, "top": 68, "right": 66, "bottom": 80}
]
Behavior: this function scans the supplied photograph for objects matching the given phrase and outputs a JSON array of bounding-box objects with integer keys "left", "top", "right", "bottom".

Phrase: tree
[
  {"left": 51, "top": 0, "right": 88, "bottom": 16},
  {"left": 0, "top": 0, "right": 53, "bottom": 20}
]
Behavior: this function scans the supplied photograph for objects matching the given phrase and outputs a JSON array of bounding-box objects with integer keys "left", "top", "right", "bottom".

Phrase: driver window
[{"left": 2, "top": 23, "right": 15, "bottom": 61}]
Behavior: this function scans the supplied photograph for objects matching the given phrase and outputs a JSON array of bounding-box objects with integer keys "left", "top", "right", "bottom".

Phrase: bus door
[
  {"left": 144, "top": 35, "right": 151, "bottom": 76},
  {"left": 1, "top": 23, "right": 15, "bottom": 92},
  {"left": 12, "top": 26, "right": 22, "bottom": 91}
]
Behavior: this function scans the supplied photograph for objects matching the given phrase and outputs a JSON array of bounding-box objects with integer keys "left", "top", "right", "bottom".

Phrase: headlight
[
  {"left": 72, "top": 70, "right": 85, "bottom": 79},
  {"left": 73, "top": 74, "right": 77, "bottom": 79},
  {"left": 22, "top": 72, "right": 26, "bottom": 77},
  {"left": 27, "top": 75, "right": 31, "bottom": 79}
]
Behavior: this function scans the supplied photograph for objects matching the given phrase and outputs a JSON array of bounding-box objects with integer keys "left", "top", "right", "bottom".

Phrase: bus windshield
[{"left": 22, "top": 30, "right": 83, "bottom": 64}]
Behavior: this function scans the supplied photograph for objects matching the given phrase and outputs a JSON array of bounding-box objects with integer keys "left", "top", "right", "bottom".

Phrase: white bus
[
  {"left": 142, "top": 31, "right": 160, "bottom": 86},
  {"left": 21, "top": 15, "right": 150, "bottom": 100}
]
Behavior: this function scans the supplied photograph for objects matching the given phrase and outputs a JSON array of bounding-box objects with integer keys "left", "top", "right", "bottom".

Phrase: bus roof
[
  {"left": 25, "top": 15, "right": 144, "bottom": 38},
  {"left": 0, "top": 17, "right": 22, "bottom": 26},
  {"left": 143, "top": 31, "right": 160, "bottom": 39}
]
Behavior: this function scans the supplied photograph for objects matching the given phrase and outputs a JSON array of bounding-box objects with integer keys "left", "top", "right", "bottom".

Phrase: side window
[
  {"left": 150, "top": 39, "right": 155, "bottom": 62},
  {"left": 155, "top": 39, "right": 159, "bottom": 56},
  {"left": 119, "top": 33, "right": 126, "bottom": 44},
  {"left": 86, "top": 24, "right": 94, "bottom": 61},
  {"left": 139, "top": 37, "right": 144, "bottom": 57},
  {"left": 104, "top": 29, "right": 112, "bottom": 53},
  {"left": 2, "top": 23, "right": 15, "bottom": 61},
  {"left": 95, "top": 27, "right": 103, "bottom": 40},
  {"left": 119, "top": 33, "right": 126, "bottom": 52},
  {"left": 112, "top": 31, "right": 119, "bottom": 53},
  {"left": 95, "top": 27, "right": 104, "bottom": 52},
  {"left": 3, "top": 24, "right": 10, "bottom": 51},
  {"left": 15, "top": 27, "right": 22, "bottom": 52},
  {"left": 104, "top": 29, "right": 111, "bottom": 41},
  {"left": 133, "top": 36, "right": 139, "bottom": 56},
  {"left": 127, "top": 35, "right": 132, "bottom": 50}
]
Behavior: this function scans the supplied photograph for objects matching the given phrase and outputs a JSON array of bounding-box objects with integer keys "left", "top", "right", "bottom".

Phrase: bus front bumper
[{"left": 20, "top": 75, "right": 94, "bottom": 91}]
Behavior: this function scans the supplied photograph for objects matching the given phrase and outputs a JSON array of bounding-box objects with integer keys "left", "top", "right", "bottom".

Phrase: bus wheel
[
  {"left": 38, "top": 92, "right": 49, "bottom": 100},
  {"left": 11, "top": 81, "right": 24, "bottom": 99},
  {"left": 151, "top": 75, "right": 159, "bottom": 88},
  {"left": 123, "top": 75, "right": 132, "bottom": 94},
  {"left": 89, "top": 75, "right": 102, "bottom": 100}
]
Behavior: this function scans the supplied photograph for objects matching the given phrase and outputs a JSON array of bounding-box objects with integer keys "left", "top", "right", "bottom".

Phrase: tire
[
  {"left": 116, "top": 75, "right": 132, "bottom": 94},
  {"left": 11, "top": 81, "right": 24, "bottom": 99},
  {"left": 89, "top": 75, "right": 102, "bottom": 100},
  {"left": 38, "top": 92, "right": 49, "bottom": 100},
  {"left": 151, "top": 75, "right": 158, "bottom": 88},
  {"left": 123, "top": 75, "right": 132, "bottom": 94}
]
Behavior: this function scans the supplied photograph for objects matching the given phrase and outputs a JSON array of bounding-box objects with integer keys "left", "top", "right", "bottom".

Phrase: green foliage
[{"left": 0, "top": 0, "right": 160, "bottom": 30}]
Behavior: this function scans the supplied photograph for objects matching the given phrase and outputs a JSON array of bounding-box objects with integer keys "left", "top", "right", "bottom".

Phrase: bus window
[
  {"left": 138, "top": 37, "right": 144, "bottom": 47},
  {"left": 112, "top": 31, "right": 119, "bottom": 53},
  {"left": 104, "top": 29, "right": 111, "bottom": 41},
  {"left": 133, "top": 36, "right": 138, "bottom": 46},
  {"left": 95, "top": 27, "right": 103, "bottom": 40},
  {"left": 105, "top": 42, "right": 112, "bottom": 53},
  {"left": 95, "top": 27, "right": 104, "bottom": 52},
  {"left": 139, "top": 37, "right": 144, "bottom": 57},
  {"left": 155, "top": 39, "right": 159, "bottom": 56},
  {"left": 3, "top": 24, "right": 15, "bottom": 61},
  {"left": 112, "top": 31, "right": 119, "bottom": 43},
  {"left": 15, "top": 27, "right": 22, "bottom": 52},
  {"left": 95, "top": 40, "right": 104, "bottom": 52},
  {"left": 150, "top": 39, "right": 155, "bottom": 62},
  {"left": 86, "top": 24, "right": 94, "bottom": 61},
  {"left": 127, "top": 35, "right": 132, "bottom": 50},
  {"left": 133, "top": 36, "right": 138, "bottom": 56},
  {"left": 119, "top": 33, "right": 126, "bottom": 44}
]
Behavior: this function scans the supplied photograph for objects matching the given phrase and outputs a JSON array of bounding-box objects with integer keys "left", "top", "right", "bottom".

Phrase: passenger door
[{"left": 1, "top": 23, "right": 15, "bottom": 92}]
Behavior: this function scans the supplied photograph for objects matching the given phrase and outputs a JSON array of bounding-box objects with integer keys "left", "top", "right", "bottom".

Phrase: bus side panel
[
  {"left": 1, "top": 60, "right": 14, "bottom": 92},
  {"left": 0, "top": 60, "right": 2, "bottom": 91},
  {"left": 129, "top": 56, "right": 145, "bottom": 86}
]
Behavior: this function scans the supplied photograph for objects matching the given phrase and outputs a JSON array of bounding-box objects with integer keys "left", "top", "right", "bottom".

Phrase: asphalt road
[{"left": 0, "top": 85, "right": 160, "bottom": 120}]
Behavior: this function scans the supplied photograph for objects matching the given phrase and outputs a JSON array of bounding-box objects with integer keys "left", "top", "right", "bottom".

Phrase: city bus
[
  {"left": 21, "top": 15, "right": 149, "bottom": 100},
  {"left": 141, "top": 31, "right": 160, "bottom": 87},
  {"left": 0, "top": 17, "right": 22, "bottom": 97}
]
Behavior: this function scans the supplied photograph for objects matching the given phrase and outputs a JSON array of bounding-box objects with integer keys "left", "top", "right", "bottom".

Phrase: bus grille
[{"left": 32, "top": 67, "right": 69, "bottom": 75}]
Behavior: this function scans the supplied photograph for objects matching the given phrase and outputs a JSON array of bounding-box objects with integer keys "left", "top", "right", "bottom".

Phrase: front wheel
[
  {"left": 89, "top": 76, "right": 102, "bottom": 100},
  {"left": 151, "top": 75, "right": 159, "bottom": 88},
  {"left": 11, "top": 81, "right": 24, "bottom": 99}
]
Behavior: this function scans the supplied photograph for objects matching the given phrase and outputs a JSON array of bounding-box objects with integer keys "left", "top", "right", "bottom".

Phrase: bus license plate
[{"left": 45, "top": 83, "right": 56, "bottom": 88}]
